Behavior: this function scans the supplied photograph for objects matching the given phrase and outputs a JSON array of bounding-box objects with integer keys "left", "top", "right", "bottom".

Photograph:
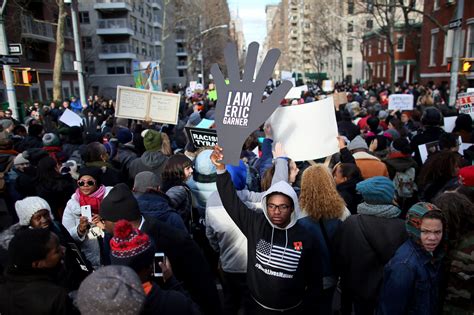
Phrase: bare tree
[{"left": 52, "top": 0, "right": 66, "bottom": 101}]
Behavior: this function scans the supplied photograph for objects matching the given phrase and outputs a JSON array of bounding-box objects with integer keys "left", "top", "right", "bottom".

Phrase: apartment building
[
  {"left": 419, "top": 0, "right": 474, "bottom": 85},
  {"left": 0, "top": 0, "right": 77, "bottom": 103},
  {"left": 78, "top": 0, "right": 164, "bottom": 98}
]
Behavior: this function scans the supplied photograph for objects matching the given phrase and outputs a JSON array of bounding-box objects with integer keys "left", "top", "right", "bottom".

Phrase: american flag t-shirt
[{"left": 256, "top": 239, "right": 302, "bottom": 273}]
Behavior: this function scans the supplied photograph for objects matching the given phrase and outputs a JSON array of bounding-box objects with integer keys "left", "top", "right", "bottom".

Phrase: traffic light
[{"left": 21, "top": 69, "right": 38, "bottom": 84}]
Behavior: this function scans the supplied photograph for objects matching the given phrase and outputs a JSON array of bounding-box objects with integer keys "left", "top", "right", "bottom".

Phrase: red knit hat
[
  {"left": 109, "top": 220, "right": 154, "bottom": 268},
  {"left": 458, "top": 165, "right": 474, "bottom": 187}
]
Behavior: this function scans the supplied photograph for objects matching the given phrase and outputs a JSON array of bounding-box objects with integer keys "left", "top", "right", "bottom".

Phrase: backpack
[{"left": 393, "top": 167, "right": 417, "bottom": 198}]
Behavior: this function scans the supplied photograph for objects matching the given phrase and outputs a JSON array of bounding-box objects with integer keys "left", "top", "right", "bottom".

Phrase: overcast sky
[{"left": 228, "top": 0, "right": 280, "bottom": 46}]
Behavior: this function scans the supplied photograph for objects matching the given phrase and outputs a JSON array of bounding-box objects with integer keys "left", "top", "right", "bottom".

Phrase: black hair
[
  {"left": 28, "top": 124, "right": 44, "bottom": 138},
  {"left": 421, "top": 209, "right": 446, "bottom": 230},
  {"left": 337, "top": 163, "right": 363, "bottom": 182},
  {"left": 266, "top": 191, "right": 294, "bottom": 209},
  {"left": 161, "top": 154, "right": 192, "bottom": 192},
  {"left": 439, "top": 133, "right": 459, "bottom": 150},
  {"left": 433, "top": 192, "right": 474, "bottom": 242},
  {"left": 8, "top": 229, "right": 53, "bottom": 269}
]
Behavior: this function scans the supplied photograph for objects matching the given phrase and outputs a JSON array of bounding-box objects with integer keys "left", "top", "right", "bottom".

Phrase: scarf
[
  {"left": 357, "top": 202, "right": 401, "bottom": 218},
  {"left": 75, "top": 185, "right": 106, "bottom": 215}
]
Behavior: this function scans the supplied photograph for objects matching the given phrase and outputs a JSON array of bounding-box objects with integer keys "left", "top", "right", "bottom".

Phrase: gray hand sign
[{"left": 211, "top": 41, "right": 292, "bottom": 165}]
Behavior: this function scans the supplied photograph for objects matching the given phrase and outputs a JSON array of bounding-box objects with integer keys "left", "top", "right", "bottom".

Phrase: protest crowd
[{"left": 0, "top": 76, "right": 473, "bottom": 315}]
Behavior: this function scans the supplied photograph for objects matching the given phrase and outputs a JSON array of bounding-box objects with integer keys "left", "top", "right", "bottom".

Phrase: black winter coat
[{"left": 336, "top": 178, "right": 363, "bottom": 215}]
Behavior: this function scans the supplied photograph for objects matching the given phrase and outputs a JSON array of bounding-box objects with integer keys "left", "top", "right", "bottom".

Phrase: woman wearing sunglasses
[{"left": 62, "top": 167, "right": 113, "bottom": 268}]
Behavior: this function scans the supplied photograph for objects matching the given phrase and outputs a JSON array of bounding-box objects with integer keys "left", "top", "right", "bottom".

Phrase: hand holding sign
[{"left": 211, "top": 42, "right": 292, "bottom": 165}]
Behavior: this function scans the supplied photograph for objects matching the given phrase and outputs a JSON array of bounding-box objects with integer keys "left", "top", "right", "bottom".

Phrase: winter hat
[
  {"left": 226, "top": 160, "right": 247, "bottom": 190},
  {"left": 193, "top": 149, "right": 217, "bottom": 183},
  {"left": 0, "top": 119, "right": 13, "bottom": 130},
  {"left": 133, "top": 171, "right": 161, "bottom": 194},
  {"left": 42, "top": 133, "right": 60, "bottom": 147},
  {"left": 117, "top": 128, "right": 133, "bottom": 144},
  {"left": 348, "top": 135, "right": 368, "bottom": 151},
  {"left": 109, "top": 220, "right": 154, "bottom": 270},
  {"left": 421, "top": 107, "right": 442, "bottom": 127},
  {"left": 15, "top": 196, "right": 53, "bottom": 226},
  {"left": 458, "top": 165, "right": 474, "bottom": 187},
  {"left": 142, "top": 129, "right": 162, "bottom": 152},
  {"left": 100, "top": 183, "right": 141, "bottom": 222},
  {"left": 77, "top": 265, "right": 146, "bottom": 315},
  {"left": 356, "top": 176, "right": 395, "bottom": 205},
  {"left": 13, "top": 153, "right": 29, "bottom": 166},
  {"left": 406, "top": 202, "right": 443, "bottom": 244},
  {"left": 391, "top": 138, "right": 412, "bottom": 155},
  {"left": 78, "top": 166, "right": 103, "bottom": 186}
]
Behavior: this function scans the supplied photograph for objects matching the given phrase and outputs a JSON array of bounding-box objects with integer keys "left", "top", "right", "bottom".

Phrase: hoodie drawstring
[
  {"left": 281, "top": 230, "right": 288, "bottom": 261},
  {"left": 267, "top": 227, "right": 275, "bottom": 264}
]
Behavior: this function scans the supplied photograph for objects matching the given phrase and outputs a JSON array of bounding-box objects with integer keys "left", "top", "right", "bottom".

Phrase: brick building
[
  {"left": 419, "top": 0, "right": 474, "bottom": 85},
  {"left": 0, "top": 0, "right": 78, "bottom": 103},
  {"left": 362, "top": 25, "right": 421, "bottom": 84}
]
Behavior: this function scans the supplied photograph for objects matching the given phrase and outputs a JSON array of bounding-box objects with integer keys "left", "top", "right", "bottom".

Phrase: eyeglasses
[
  {"left": 78, "top": 180, "right": 96, "bottom": 187},
  {"left": 267, "top": 203, "right": 291, "bottom": 212}
]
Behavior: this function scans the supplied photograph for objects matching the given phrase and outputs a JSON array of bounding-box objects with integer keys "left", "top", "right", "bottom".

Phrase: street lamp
[{"left": 199, "top": 23, "right": 228, "bottom": 84}]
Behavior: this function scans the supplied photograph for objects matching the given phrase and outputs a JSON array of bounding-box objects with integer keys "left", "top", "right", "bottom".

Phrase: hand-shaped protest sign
[{"left": 211, "top": 42, "right": 292, "bottom": 165}]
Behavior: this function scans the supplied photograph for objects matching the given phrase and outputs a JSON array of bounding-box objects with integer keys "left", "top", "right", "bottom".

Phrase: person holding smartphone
[
  {"left": 109, "top": 219, "right": 200, "bottom": 315},
  {"left": 62, "top": 167, "right": 113, "bottom": 268}
]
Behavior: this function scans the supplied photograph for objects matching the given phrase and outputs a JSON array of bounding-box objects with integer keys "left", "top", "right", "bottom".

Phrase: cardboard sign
[
  {"left": 59, "top": 109, "right": 83, "bottom": 127},
  {"left": 457, "top": 92, "right": 474, "bottom": 118},
  {"left": 185, "top": 127, "right": 218, "bottom": 149},
  {"left": 267, "top": 97, "right": 339, "bottom": 161},
  {"left": 115, "top": 86, "right": 180, "bottom": 124},
  {"left": 333, "top": 92, "right": 348, "bottom": 107},
  {"left": 285, "top": 85, "right": 308, "bottom": 99},
  {"left": 211, "top": 42, "right": 292, "bottom": 165},
  {"left": 388, "top": 94, "right": 414, "bottom": 111},
  {"left": 322, "top": 80, "right": 334, "bottom": 92}
]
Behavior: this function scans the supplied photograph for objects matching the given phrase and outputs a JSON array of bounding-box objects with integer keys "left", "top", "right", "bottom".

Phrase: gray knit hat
[
  {"left": 133, "top": 171, "right": 161, "bottom": 193},
  {"left": 77, "top": 265, "right": 145, "bottom": 315},
  {"left": 348, "top": 135, "right": 368, "bottom": 151}
]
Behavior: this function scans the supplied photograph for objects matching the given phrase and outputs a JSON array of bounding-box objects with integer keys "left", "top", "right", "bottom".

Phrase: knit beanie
[
  {"left": 42, "top": 133, "right": 60, "bottom": 147},
  {"left": 356, "top": 176, "right": 395, "bottom": 205},
  {"left": 142, "top": 129, "right": 162, "bottom": 152},
  {"left": 13, "top": 153, "right": 29, "bottom": 166},
  {"left": 78, "top": 166, "right": 103, "bottom": 187},
  {"left": 100, "top": 183, "right": 141, "bottom": 222},
  {"left": 77, "top": 265, "right": 146, "bottom": 315},
  {"left": 0, "top": 119, "right": 13, "bottom": 130},
  {"left": 193, "top": 149, "right": 217, "bottom": 183},
  {"left": 458, "top": 165, "right": 474, "bottom": 187},
  {"left": 109, "top": 220, "right": 154, "bottom": 271},
  {"left": 15, "top": 196, "right": 53, "bottom": 226},
  {"left": 406, "top": 202, "right": 443, "bottom": 243},
  {"left": 226, "top": 160, "right": 247, "bottom": 190},
  {"left": 117, "top": 128, "right": 133, "bottom": 145},
  {"left": 348, "top": 135, "right": 368, "bottom": 151},
  {"left": 133, "top": 171, "right": 161, "bottom": 194}
]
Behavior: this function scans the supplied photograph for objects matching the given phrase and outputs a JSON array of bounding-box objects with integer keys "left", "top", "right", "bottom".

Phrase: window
[
  {"left": 178, "top": 70, "right": 185, "bottom": 77},
  {"left": 347, "top": 39, "right": 353, "bottom": 51},
  {"left": 382, "top": 62, "right": 386, "bottom": 77},
  {"left": 376, "top": 63, "right": 380, "bottom": 77},
  {"left": 81, "top": 36, "right": 92, "bottom": 49},
  {"left": 366, "top": 19, "right": 373, "bottom": 29},
  {"left": 347, "top": 57, "right": 353, "bottom": 69},
  {"left": 433, "top": 0, "right": 440, "bottom": 10},
  {"left": 348, "top": 1, "right": 354, "bottom": 14},
  {"left": 84, "top": 61, "right": 95, "bottom": 75},
  {"left": 79, "top": 11, "right": 90, "bottom": 24},
  {"left": 62, "top": 87, "right": 70, "bottom": 98},
  {"left": 141, "top": 42, "right": 147, "bottom": 55},
  {"left": 378, "top": 40, "right": 381, "bottom": 54},
  {"left": 367, "top": 0, "right": 374, "bottom": 13},
  {"left": 62, "top": 52, "right": 74, "bottom": 71},
  {"left": 368, "top": 43, "right": 372, "bottom": 56},
  {"left": 468, "top": 24, "right": 474, "bottom": 57},
  {"left": 396, "top": 36, "right": 405, "bottom": 51},
  {"left": 107, "top": 61, "right": 131, "bottom": 74},
  {"left": 383, "top": 39, "right": 387, "bottom": 52},
  {"left": 395, "top": 65, "right": 404, "bottom": 79},
  {"left": 443, "top": 32, "right": 448, "bottom": 64},
  {"left": 430, "top": 30, "right": 438, "bottom": 66},
  {"left": 348, "top": 22, "right": 353, "bottom": 33}
]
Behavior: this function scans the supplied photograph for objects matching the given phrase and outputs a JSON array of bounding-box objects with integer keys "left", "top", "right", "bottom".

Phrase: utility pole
[
  {"left": 0, "top": 1, "right": 19, "bottom": 120},
  {"left": 66, "top": 0, "right": 87, "bottom": 106},
  {"left": 449, "top": 0, "right": 464, "bottom": 107}
]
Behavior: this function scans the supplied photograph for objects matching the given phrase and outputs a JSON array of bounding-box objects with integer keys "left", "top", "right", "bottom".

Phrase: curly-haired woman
[{"left": 298, "top": 164, "right": 350, "bottom": 315}]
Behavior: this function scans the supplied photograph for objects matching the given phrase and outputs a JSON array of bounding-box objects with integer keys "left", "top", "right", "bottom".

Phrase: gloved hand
[{"left": 212, "top": 42, "right": 292, "bottom": 165}]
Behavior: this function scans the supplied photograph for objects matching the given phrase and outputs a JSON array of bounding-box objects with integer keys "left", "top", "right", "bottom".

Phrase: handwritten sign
[
  {"left": 115, "top": 86, "right": 180, "bottom": 124},
  {"left": 388, "top": 94, "right": 414, "bottom": 111},
  {"left": 457, "top": 92, "right": 474, "bottom": 118}
]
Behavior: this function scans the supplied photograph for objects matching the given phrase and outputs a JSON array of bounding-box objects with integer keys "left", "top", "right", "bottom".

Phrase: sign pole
[
  {"left": 449, "top": 0, "right": 465, "bottom": 107},
  {"left": 0, "top": 3, "right": 19, "bottom": 120}
]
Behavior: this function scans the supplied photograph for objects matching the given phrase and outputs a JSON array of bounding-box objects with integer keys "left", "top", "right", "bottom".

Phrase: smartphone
[
  {"left": 80, "top": 205, "right": 92, "bottom": 222},
  {"left": 152, "top": 252, "right": 165, "bottom": 278}
]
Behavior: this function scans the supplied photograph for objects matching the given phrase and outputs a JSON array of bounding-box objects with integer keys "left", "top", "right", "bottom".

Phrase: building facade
[
  {"left": 0, "top": 0, "right": 77, "bottom": 103},
  {"left": 419, "top": 0, "right": 474, "bottom": 85},
  {"left": 78, "top": 0, "right": 164, "bottom": 98}
]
